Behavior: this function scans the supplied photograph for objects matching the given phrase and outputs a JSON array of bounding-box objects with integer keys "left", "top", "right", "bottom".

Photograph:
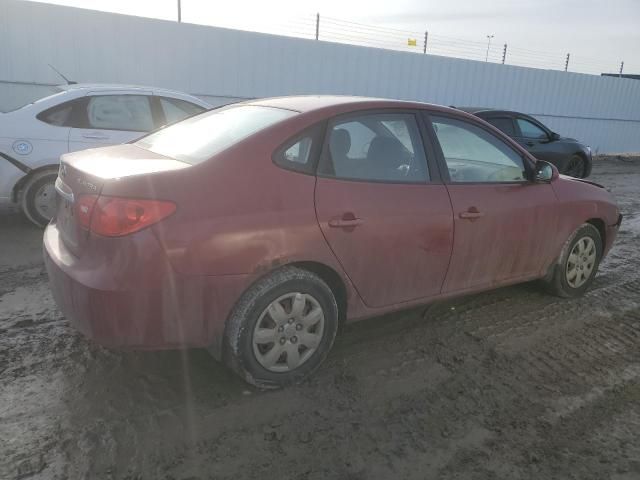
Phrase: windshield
[
  {"left": 135, "top": 104, "right": 297, "bottom": 164},
  {"left": 3, "top": 86, "right": 64, "bottom": 113}
]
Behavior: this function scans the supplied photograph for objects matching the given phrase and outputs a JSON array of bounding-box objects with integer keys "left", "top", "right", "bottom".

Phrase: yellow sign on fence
[{"left": 407, "top": 38, "right": 417, "bottom": 46}]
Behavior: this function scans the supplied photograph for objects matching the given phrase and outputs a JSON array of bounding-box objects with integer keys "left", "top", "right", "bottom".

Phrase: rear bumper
[{"left": 43, "top": 222, "right": 255, "bottom": 351}]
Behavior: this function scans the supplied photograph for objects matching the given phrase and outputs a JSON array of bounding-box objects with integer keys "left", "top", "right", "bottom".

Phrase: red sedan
[{"left": 44, "top": 96, "right": 622, "bottom": 388}]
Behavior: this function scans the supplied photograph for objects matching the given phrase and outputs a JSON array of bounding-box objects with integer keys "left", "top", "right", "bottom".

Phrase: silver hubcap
[
  {"left": 252, "top": 292, "right": 324, "bottom": 373},
  {"left": 34, "top": 181, "right": 56, "bottom": 220},
  {"left": 566, "top": 236, "right": 597, "bottom": 288}
]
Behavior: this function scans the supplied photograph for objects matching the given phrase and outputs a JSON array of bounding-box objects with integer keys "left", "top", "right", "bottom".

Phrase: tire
[
  {"left": 564, "top": 154, "right": 586, "bottom": 178},
  {"left": 21, "top": 169, "right": 58, "bottom": 228},
  {"left": 544, "top": 223, "right": 603, "bottom": 298},
  {"left": 223, "top": 266, "right": 339, "bottom": 389}
]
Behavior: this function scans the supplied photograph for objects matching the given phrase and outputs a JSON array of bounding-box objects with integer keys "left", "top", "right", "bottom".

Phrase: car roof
[
  {"left": 454, "top": 106, "right": 526, "bottom": 116},
  {"left": 58, "top": 83, "right": 200, "bottom": 97},
  {"left": 246, "top": 95, "right": 456, "bottom": 114}
]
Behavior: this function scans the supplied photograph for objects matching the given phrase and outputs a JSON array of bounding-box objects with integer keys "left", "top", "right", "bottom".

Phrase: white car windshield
[{"left": 135, "top": 104, "right": 297, "bottom": 164}]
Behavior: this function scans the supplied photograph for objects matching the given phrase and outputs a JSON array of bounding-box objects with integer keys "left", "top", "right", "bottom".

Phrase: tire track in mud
[
  {"left": 2, "top": 158, "right": 640, "bottom": 479},
  {"left": 341, "top": 274, "right": 640, "bottom": 391},
  {"left": 54, "top": 269, "right": 640, "bottom": 478},
  {"left": 151, "top": 299, "right": 639, "bottom": 478}
]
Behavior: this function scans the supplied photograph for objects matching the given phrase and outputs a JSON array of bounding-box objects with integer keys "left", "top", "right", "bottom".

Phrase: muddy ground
[{"left": 1, "top": 156, "right": 639, "bottom": 480}]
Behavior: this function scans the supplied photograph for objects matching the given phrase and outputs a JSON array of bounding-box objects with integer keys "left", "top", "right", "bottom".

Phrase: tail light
[
  {"left": 77, "top": 195, "right": 176, "bottom": 237},
  {"left": 76, "top": 194, "right": 99, "bottom": 229}
]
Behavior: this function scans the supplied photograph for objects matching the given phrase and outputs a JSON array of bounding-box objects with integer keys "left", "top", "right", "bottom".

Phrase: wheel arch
[
  {"left": 11, "top": 164, "right": 59, "bottom": 202},
  {"left": 214, "top": 260, "right": 350, "bottom": 363},
  {"left": 288, "top": 261, "right": 348, "bottom": 328},
  {"left": 573, "top": 150, "right": 591, "bottom": 177},
  {"left": 586, "top": 218, "right": 606, "bottom": 247}
]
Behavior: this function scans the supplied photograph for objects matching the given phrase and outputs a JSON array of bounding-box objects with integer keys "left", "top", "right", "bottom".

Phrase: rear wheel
[
  {"left": 21, "top": 170, "right": 58, "bottom": 227},
  {"left": 564, "top": 154, "right": 586, "bottom": 178},
  {"left": 544, "top": 223, "right": 602, "bottom": 298},
  {"left": 223, "top": 267, "right": 339, "bottom": 389}
]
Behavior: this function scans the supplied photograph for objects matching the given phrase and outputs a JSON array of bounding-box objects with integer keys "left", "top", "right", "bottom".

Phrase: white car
[{"left": 0, "top": 84, "right": 210, "bottom": 226}]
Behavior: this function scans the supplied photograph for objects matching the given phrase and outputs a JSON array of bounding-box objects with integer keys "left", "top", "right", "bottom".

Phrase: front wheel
[
  {"left": 223, "top": 267, "right": 339, "bottom": 389},
  {"left": 564, "top": 154, "right": 587, "bottom": 178},
  {"left": 21, "top": 170, "right": 58, "bottom": 227},
  {"left": 544, "top": 223, "right": 602, "bottom": 298}
]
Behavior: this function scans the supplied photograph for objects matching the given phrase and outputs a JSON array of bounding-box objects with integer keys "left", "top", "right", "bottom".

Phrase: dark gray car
[{"left": 456, "top": 108, "right": 592, "bottom": 178}]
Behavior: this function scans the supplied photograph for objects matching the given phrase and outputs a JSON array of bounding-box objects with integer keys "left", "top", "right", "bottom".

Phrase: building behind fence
[{"left": 1, "top": 0, "right": 639, "bottom": 152}]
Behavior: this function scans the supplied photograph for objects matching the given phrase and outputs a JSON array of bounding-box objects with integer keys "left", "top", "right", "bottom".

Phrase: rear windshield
[
  {"left": 3, "top": 86, "right": 64, "bottom": 113},
  {"left": 135, "top": 104, "right": 297, "bottom": 164}
]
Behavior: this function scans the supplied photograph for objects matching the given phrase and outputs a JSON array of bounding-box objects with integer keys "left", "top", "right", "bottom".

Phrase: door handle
[
  {"left": 459, "top": 208, "right": 484, "bottom": 220},
  {"left": 328, "top": 214, "right": 363, "bottom": 228},
  {"left": 82, "top": 133, "right": 109, "bottom": 140},
  {"left": 526, "top": 141, "right": 535, "bottom": 147}
]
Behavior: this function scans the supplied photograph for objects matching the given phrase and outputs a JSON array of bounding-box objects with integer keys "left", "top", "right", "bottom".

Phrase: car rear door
[
  {"left": 314, "top": 110, "right": 454, "bottom": 308},
  {"left": 67, "top": 91, "right": 155, "bottom": 152},
  {"left": 427, "top": 113, "right": 559, "bottom": 293},
  {"left": 483, "top": 115, "right": 517, "bottom": 138}
]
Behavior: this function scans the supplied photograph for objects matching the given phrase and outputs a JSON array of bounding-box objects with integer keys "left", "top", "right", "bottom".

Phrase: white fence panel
[{"left": 1, "top": 0, "right": 639, "bottom": 152}]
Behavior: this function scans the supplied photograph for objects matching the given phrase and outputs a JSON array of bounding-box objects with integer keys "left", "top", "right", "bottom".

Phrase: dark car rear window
[
  {"left": 486, "top": 117, "right": 516, "bottom": 136},
  {"left": 135, "top": 104, "right": 297, "bottom": 164}
]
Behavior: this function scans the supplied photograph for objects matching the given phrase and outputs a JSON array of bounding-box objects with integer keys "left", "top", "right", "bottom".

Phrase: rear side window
[
  {"left": 486, "top": 117, "right": 516, "bottom": 136},
  {"left": 159, "top": 97, "right": 206, "bottom": 124},
  {"left": 86, "top": 95, "right": 154, "bottom": 132},
  {"left": 319, "top": 113, "right": 429, "bottom": 183},
  {"left": 36, "top": 100, "right": 75, "bottom": 126},
  {"left": 283, "top": 138, "right": 313, "bottom": 165},
  {"left": 273, "top": 124, "right": 324, "bottom": 174},
  {"left": 136, "top": 105, "right": 296, "bottom": 164}
]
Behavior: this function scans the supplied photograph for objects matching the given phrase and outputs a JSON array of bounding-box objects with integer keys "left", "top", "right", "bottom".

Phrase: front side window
[
  {"left": 136, "top": 105, "right": 296, "bottom": 164},
  {"left": 516, "top": 118, "right": 547, "bottom": 139},
  {"left": 159, "top": 97, "right": 206, "bottom": 125},
  {"left": 431, "top": 116, "right": 527, "bottom": 183},
  {"left": 320, "top": 113, "right": 429, "bottom": 183},
  {"left": 87, "top": 95, "right": 154, "bottom": 132},
  {"left": 486, "top": 117, "right": 516, "bottom": 136}
]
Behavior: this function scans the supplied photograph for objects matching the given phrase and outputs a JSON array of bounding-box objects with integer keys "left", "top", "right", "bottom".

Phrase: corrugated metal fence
[{"left": 1, "top": 0, "right": 639, "bottom": 153}]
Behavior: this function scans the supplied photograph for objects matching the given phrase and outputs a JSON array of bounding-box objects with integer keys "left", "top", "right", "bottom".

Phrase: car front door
[
  {"left": 428, "top": 114, "right": 559, "bottom": 294},
  {"left": 512, "top": 116, "right": 559, "bottom": 162},
  {"left": 314, "top": 111, "right": 454, "bottom": 308},
  {"left": 68, "top": 92, "right": 155, "bottom": 152}
]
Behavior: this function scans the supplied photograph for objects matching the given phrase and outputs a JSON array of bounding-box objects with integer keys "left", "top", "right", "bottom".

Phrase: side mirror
[
  {"left": 534, "top": 160, "right": 557, "bottom": 182},
  {"left": 549, "top": 132, "right": 560, "bottom": 141}
]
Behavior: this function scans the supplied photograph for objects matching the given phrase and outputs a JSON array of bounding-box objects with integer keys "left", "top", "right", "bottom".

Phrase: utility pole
[
  {"left": 485, "top": 34, "right": 494, "bottom": 62},
  {"left": 423, "top": 31, "right": 428, "bottom": 54},
  {"left": 564, "top": 53, "right": 570, "bottom": 72},
  {"left": 502, "top": 43, "right": 507, "bottom": 64},
  {"left": 619, "top": 61, "right": 624, "bottom": 77},
  {"left": 315, "top": 13, "right": 320, "bottom": 40},
  {"left": 177, "top": 0, "right": 181, "bottom": 22}
]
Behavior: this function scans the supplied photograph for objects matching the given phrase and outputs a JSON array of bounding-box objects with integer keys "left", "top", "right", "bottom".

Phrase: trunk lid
[{"left": 54, "top": 144, "right": 189, "bottom": 256}]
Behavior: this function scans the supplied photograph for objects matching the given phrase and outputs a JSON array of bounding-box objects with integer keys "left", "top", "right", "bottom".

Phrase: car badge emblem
[{"left": 12, "top": 140, "right": 33, "bottom": 155}]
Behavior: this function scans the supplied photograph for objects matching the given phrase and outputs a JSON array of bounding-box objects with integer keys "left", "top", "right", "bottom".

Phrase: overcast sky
[{"left": 27, "top": 0, "right": 640, "bottom": 74}]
